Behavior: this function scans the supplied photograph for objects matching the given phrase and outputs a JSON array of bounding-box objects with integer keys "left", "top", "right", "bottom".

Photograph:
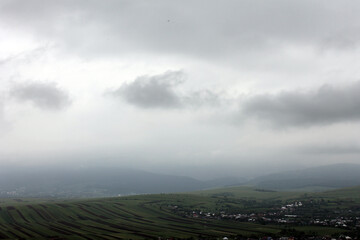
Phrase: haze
[{"left": 1, "top": 0, "right": 360, "bottom": 179}]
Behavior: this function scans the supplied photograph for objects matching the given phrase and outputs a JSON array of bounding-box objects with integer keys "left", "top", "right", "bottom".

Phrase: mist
[{"left": 1, "top": 0, "right": 360, "bottom": 190}]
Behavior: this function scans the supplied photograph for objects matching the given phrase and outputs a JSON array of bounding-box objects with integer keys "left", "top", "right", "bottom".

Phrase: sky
[{"left": 1, "top": 0, "right": 360, "bottom": 178}]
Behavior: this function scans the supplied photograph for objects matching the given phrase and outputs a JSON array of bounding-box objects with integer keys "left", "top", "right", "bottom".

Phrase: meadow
[{"left": 0, "top": 186, "right": 357, "bottom": 239}]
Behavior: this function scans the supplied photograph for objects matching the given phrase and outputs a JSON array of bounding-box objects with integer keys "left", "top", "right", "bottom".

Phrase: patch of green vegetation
[
  {"left": 190, "top": 186, "right": 305, "bottom": 201},
  {"left": 0, "top": 186, "right": 358, "bottom": 239}
]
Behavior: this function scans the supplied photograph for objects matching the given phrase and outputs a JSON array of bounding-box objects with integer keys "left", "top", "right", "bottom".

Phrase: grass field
[
  {"left": 190, "top": 186, "right": 306, "bottom": 200},
  {"left": 0, "top": 186, "right": 356, "bottom": 239}
]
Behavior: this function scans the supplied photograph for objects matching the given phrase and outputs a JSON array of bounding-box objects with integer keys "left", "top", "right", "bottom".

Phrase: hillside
[
  {"left": 247, "top": 163, "right": 360, "bottom": 191},
  {"left": 0, "top": 186, "right": 358, "bottom": 239},
  {"left": 313, "top": 185, "right": 360, "bottom": 200},
  {"left": 190, "top": 186, "right": 305, "bottom": 200}
]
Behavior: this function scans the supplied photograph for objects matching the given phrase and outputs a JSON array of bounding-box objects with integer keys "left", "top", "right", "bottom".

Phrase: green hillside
[
  {"left": 191, "top": 186, "right": 305, "bottom": 200},
  {"left": 192, "top": 185, "right": 360, "bottom": 201},
  {"left": 0, "top": 186, "right": 357, "bottom": 239},
  {"left": 313, "top": 185, "right": 360, "bottom": 200}
]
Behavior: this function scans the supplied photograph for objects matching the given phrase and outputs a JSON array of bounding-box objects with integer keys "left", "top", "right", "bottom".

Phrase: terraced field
[{"left": 0, "top": 187, "right": 354, "bottom": 239}]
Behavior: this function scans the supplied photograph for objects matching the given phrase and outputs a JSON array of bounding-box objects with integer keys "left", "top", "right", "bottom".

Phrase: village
[{"left": 168, "top": 199, "right": 360, "bottom": 236}]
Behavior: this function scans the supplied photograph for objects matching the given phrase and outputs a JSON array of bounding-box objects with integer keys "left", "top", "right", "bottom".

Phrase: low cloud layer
[
  {"left": 300, "top": 145, "right": 360, "bottom": 155},
  {"left": 10, "top": 82, "right": 71, "bottom": 110},
  {"left": 242, "top": 82, "right": 360, "bottom": 127}
]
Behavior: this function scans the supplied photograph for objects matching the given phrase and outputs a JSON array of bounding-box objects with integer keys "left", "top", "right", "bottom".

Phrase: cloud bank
[
  {"left": 2, "top": 0, "right": 360, "bottom": 61},
  {"left": 112, "top": 71, "right": 360, "bottom": 129},
  {"left": 301, "top": 145, "right": 360, "bottom": 155},
  {"left": 242, "top": 82, "right": 360, "bottom": 127}
]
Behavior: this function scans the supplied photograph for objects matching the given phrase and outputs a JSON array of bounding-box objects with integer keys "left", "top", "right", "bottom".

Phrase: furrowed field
[{"left": 0, "top": 186, "right": 357, "bottom": 239}]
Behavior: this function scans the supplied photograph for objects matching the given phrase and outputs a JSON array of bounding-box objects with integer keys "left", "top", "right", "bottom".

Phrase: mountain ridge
[{"left": 246, "top": 163, "right": 360, "bottom": 191}]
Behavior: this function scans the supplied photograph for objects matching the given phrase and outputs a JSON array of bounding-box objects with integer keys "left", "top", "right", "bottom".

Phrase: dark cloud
[
  {"left": 111, "top": 71, "right": 184, "bottom": 109},
  {"left": 10, "top": 82, "right": 71, "bottom": 110},
  {"left": 242, "top": 82, "right": 360, "bottom": 127},
  {"left": 110, "top": 70, "right": 225, "bottom": 109},
  {"left": 2, "top": 0, "right": 360, "bottom": 60}
]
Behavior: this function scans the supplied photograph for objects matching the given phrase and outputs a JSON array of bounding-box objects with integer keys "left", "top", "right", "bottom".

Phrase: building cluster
[{"left": 171, "top": 200, "right": 360, "bottom": 231}]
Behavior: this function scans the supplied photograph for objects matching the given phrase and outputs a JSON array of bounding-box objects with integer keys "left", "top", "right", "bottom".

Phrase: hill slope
[{"left": 0, "top": 186, "right": 355, "bottom": 239}]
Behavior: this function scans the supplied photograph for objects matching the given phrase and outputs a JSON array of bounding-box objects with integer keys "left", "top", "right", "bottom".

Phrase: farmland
[{"left": 0, "top": 186, "right": 358, "bottom": 239}]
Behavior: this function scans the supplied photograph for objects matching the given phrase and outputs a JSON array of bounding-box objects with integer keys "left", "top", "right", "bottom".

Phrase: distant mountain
[
  {"left": 0, "top": 167, "right": 245, "bottom": 198},
  {"left": 203, "top": 176, "right": 247, "bottom": 188},
  {"left": 5, "top": 163, "right": 358, "bottom": 197},
  {"left": 247, "top": 163, "right": 360, "bottom": 191}
]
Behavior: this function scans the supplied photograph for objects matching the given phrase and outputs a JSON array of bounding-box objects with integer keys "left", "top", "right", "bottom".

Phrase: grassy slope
[
  {"left": 0, "top": 186, "right": 357, "bottom": 239},
  {"left": 313, "top": 185, "right": 360, "bottom": 199},
  {"left": 190, "top": 186, "right": 305, "bottom": 200},
  {"left": 192, "top": 185, "right": 360, "bottom": 201}
]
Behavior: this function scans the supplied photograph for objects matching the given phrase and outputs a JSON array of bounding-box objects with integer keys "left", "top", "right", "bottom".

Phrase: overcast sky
[{"left": 1, "top": 0, "right": 360, "bottom": 178}]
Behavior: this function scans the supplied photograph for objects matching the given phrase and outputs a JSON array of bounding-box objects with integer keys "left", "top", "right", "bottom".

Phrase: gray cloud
[
  {"left": 184, "top": 90, "right": 223, "bottom": 108},
  {"left": 10, "top": 82, "right": 71, "bottom": 110},
  {"left": 110, "top": 70, "right": 225, "bottom": 109},
  {"left": 2, "top": 0, "right": 360, "bottom": 61},
  {"left": 242, "top": 82, "right": 360, "bottom": 127},
  {"left": 111, "top": 71, "right": 184, "bottom": 109}
]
